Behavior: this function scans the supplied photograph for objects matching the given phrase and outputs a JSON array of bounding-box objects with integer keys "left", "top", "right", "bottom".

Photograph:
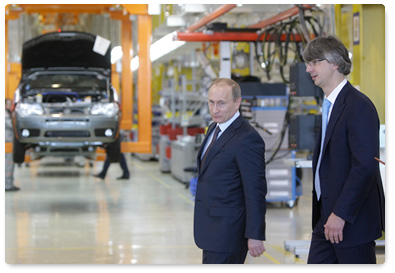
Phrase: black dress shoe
[
  {"left": 93, "top": 174, "right": 105, "bottom": 179},
  {"left": 6, "top": 186, "right": 20, "bottom": 192},
  {"left": 117, "top": 176, "right": 129, "bottom": 180}
]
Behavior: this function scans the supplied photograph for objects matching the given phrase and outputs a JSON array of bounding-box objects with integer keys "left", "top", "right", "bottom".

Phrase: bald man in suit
[{"left": 193, "top": 78, "right": 267, "bottom": 264}]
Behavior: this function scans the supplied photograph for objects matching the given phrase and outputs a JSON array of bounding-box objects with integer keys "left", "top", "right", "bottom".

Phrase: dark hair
[
  {"left": 209, "top": 78, "right": 241, "bottom": 101},
  {"left": 303, "top": 36, "right": 352, "bottom": 75}
]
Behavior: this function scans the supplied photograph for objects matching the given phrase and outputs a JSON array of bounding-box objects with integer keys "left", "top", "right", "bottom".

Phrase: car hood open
[{"left": 22, "top": 31, "right": 111, "bottom": 74}]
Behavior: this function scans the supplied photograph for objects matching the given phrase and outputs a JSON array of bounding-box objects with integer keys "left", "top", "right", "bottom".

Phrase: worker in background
[
  {"left": 5, "top": 98, "right": 20, "bottom": 192},
  {"left": 93, "top": 153, "right": 130, "bottom": 180},
  {"left": 193, "top": 78, "right": 267, "bottom": 264},
  {"left": 304, "top": 36, "right": 385, "bottom": 263}
]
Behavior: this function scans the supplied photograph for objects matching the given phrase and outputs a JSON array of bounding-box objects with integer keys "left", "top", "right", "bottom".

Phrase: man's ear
[{"left": 236, "top": 97, "right": 242, "bottom": 110}]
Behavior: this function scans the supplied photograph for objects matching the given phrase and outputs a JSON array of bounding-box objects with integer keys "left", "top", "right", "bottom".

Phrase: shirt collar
[
  {"left": 217, "top": 111, "right": 240, "bottom": 133},
  {"left": 326, "top": 79, "right": 347, "bottom": 105}
]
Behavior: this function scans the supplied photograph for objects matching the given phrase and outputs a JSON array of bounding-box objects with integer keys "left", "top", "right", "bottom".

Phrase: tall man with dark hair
[
  {"left": 194, "top": 78, "right": 267, "bottom": 264},
  {"left": 303, "top": 36, "right": 385, "bottom": 263}
]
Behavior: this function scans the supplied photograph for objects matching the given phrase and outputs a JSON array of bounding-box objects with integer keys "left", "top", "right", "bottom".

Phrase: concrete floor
[{"left": 5, "top": 154, "right": 384, "bottom": 264}]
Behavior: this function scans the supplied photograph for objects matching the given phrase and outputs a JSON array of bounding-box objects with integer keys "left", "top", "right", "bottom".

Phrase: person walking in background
[
  {"left": 193, "top": 78, "right": 267, "bottom": 264},
  {"left": 5, "top": 98, "right": 20, "bottom": 192},
  {"left": 93, "top": 153, "right": 130, "bottom": 180},
  {"left": 303, "top": 36, "right": 385, "bottom": 263}
]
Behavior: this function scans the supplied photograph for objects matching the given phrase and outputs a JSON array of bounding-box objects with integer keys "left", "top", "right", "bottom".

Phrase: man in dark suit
[
  {"left": 304, "top": 36, "right": 385, "bottom": 263},
  {"left": 193, "top": 78, "right": 267, "bottom": 264}
]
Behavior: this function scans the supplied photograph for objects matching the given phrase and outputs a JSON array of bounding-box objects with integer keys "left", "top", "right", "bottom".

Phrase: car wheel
[
  {"left": 13, "top": 137, "right": 26, "bottom": 163},
  {"left": 106, "top": 137, "right": 121, "bottom": 163}
]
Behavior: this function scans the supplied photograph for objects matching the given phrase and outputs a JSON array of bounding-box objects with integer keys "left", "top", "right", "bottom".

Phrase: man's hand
[
  {"left": 248, "top": 239, "right": 265, "bottom": 257},
  {"left": 324, "top": 213, "right": 346, "bottom": 244}
]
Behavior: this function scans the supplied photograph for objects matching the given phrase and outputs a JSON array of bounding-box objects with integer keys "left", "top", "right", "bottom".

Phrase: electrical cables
[{"left": 254, "top": 6, "right": 325, "bottom": 83}]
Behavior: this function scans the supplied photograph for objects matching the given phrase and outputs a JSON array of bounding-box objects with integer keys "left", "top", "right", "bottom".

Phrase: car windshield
[{"left": 23, "top": 73, "right": 108, "bottom": 93}]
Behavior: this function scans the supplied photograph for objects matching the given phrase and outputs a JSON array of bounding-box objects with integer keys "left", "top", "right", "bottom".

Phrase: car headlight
[
  {"left": 90, "top": 102, "right": 119, "bottom": 117},
  {"left": 15, "top": 103, "right": 44, "bottom": 117}
]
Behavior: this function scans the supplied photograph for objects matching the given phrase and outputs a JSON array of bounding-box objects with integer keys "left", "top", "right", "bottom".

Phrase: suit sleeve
[
  {"left": 235, "top": 131, "right": 267, "bottom": 240},
  {"left": 333, "top": 99, "right": 380, "bottom": 224}
]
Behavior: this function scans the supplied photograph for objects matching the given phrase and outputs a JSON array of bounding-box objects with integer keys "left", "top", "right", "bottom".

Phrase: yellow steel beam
[
  {"left": 120, "top": 18, "right": 133, "bottom": 130},
  {"left": 5, "top": 16, "right": 9, "bottom": 100},
  {"left": 5, "top": 143, "right": 12, "bottom": 154},
  {"left": 17, "top": 4, "right": 112, "bottom": 15},
  {"left": 121, "top": 142, "right": 151, "bottom": 154},
  {"left": 121, "top": 4, "right": 148, "bottom": 15},
  {"left": 7, "top": 63, "right": 21, "bottom": 99},
  {"left": 136, "top": 14, "right": 152, "bottom": 153},
  {"left": 5, "top": 4, "right": 149, "bottom": 20},
  {"left": 5, "top": 5, "right": 23, "bottom": 20},
  {"left": 109, "top": 11, "right": 130, "bottom": 21}
]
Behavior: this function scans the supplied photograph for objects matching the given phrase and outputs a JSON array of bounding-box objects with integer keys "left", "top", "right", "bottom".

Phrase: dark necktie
[{"left": 201, "top": 125, "right": 221, "bottom": 167}]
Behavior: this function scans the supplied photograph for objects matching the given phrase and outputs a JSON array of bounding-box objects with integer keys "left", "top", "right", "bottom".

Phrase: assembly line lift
[{"left": 5, "top": 4, "right": 152, "bottom": 155}]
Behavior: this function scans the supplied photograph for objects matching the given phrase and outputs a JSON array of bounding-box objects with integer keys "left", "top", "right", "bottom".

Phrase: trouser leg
[
  {"left": 307, "top": 221, "right": 338, "bottom": 264},
  {"left": 5, "top": 153, "right": 15, "bottom": 189},
  {"left": 335, "top": 242, "right": 376, "bottom": 264},
  {"left": 308, "top": 216, "right": 377, "bottom": 264},
  {"left": 202, "top": 250, "right": 248, "bottom": 264},
  {"left": 119, "top": 154, "right": 130, "bottom": 177},
  {"left": 99, "top": 158, "right": 110, "bottom": 177}
]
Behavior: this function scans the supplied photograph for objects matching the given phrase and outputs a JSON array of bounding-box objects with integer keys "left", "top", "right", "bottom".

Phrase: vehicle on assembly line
[{"left": 12, "top": 31, "right": 121, "bottom": 164}]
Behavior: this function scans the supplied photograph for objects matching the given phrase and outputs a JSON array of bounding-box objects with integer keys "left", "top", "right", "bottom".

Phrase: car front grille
[
  {"left": 44, "top": 131, "right": 91, "bottom": 137},
  {"left": 45, "top": 119, "right": 89, "bottom": 125},
  {"left": 46, "top": 108, "right": 88, "bottom": 115}
]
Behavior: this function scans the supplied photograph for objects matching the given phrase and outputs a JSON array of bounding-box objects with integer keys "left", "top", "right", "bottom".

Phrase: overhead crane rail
[{"left": 174, "top": 4, "right": 324, "bottom": 83}]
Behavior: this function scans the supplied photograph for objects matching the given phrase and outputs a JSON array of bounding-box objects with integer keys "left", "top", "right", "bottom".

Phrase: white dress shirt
[
  {"left": 201, "top": 111, "right": 240, "bottom": 159},
  {"left": 326, "top": 78, "right": 347, "bottom": 121}
]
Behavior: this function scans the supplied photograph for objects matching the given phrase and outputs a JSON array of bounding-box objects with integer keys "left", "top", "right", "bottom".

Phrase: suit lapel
[
  {"left": 322, "top": 82, "right": 349, "bottom": 153},
  {"left": 197, "top": 122, "right": 217, "bottom": 173},
  {"left": 199, "top": 116, "right": 244, "bottom": 176},
  {"left": 312, "top": 130, "right": 322, "bottom": 170}
]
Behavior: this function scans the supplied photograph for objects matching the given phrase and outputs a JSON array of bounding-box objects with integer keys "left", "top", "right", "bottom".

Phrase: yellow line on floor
[
  {"left": 129, "top": 159, "right": 145, "bottom": 170},
  {"left": 146, "top": 172, "right": 170, "bottom": 188},
  {"left": 271, "top": 244, "right": 304, "bottom": 263},
  {"left": 177, "top": 193, "right": 194, "bottom": 205},
  {"left": 130, "top": 159, "right": 171, "bottom": 189},
  {"left": 263, "top": 252, "right": 281, "bottom": 264},
  {"left": 131, "top": 158, "right": 195, "bottom": 204}
]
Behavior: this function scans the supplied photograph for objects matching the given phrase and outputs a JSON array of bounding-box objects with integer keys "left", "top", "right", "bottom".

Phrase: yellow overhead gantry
[{"left": 5, "top": 4, "right": 152, "bottom": 154}]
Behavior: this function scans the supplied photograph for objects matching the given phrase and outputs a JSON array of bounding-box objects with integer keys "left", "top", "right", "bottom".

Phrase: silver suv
[{"left": 12, "top": 31, "right": 121, "bottom": 163}]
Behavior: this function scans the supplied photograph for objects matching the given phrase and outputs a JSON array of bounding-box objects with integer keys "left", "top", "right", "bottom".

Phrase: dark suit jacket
[
  {"left": 312, "top": 81, "right": 385, "bottom": 248},
  {"left": 193, "top": 115, "right": 267, "bottom": 252}
]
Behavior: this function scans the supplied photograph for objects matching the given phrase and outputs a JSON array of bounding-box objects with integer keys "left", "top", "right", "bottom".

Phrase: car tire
[
  {"left": 106, "top": 137, "right": 121, "bottom": 163},
  {"left": 13, "top": 137, "right": 26, "bottom": 163}
]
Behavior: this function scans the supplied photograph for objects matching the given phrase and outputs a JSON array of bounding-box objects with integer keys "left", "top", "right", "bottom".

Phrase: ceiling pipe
[
  {"left": 247, "top": 4, "right": 315, "bottom": 29},
  {"left": 175, "top": 31, "right": 305, "bottom": 42},
  {"left": 185, "top": 4, "right": 237, "bottom": 32},
  {"left": 175, "top": 4, "right": 316, "bottom": 42}
]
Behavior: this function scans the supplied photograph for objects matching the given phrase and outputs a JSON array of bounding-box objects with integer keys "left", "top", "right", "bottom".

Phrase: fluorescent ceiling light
[
  {"left": 131, "top": 56, "right": 139, "bottom": 72},
  {"left": 148, "top": 4, "right": 161, "bottom": 15},
  {"left": 150, "top": 31, "right": 186, "bottom": 62},
  {"left": 130, "top": 31, "right": 186, "bottom": 71},
  {"left": 111, "top": 45, "right": 123, "bottom": 64}
]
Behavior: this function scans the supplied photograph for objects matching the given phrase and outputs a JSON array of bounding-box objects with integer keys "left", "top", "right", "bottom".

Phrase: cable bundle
[{"left": 255, "top": 6, "right": 325, "bottom": 83}]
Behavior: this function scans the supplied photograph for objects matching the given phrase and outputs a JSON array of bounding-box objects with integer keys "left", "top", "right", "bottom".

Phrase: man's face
[
  {"left": 306, "top": 59, "right": 335, "bottom": 89},
  {"left": 208, "top": 84, "right": 241, "bottom": 124}
]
